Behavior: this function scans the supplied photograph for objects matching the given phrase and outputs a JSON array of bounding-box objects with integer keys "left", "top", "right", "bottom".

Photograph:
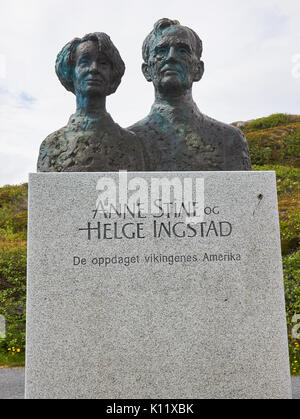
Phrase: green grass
[{"left": 0, "top": 348, "right": 25, "bottom": 368}]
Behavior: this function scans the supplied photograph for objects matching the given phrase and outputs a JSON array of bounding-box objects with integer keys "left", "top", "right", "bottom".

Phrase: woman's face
[{"left": 73, "top": 40, "right": 112, "bottom": 98}]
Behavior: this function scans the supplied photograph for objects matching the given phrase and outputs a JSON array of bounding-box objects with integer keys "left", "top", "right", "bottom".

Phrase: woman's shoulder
[{"left": 37, "top": 126, "right": 68, "bottom": 172}]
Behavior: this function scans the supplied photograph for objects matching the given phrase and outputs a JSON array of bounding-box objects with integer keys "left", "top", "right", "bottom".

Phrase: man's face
[
  {"left": 73, "top": 40, "right": 112, "bottom": 98},
  {"left": 145, "top": 26, "right": 201, "bottom": 94}
]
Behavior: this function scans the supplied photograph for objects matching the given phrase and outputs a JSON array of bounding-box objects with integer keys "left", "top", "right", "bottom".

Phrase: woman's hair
[{"left": 55, "top": 32, "right": 125, "bottom": 96}]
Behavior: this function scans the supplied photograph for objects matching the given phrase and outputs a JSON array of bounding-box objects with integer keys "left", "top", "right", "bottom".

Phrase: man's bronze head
[
  {"left": 55, "top": 32, "right": 125, "bottom": 98},
  {"left": 142, "top": 19, "right": 204, "bottom": 94}
]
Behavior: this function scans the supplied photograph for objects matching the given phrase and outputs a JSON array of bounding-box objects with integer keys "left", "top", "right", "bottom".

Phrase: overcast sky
[{"left": 0, "top": 0, "right": 299, "bottom": 186}]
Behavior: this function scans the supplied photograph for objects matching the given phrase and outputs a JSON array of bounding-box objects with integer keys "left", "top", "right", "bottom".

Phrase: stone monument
[
  {"left": 37, "top": 32, "right": 145, "bottom": 172},
  {"left": 26, "top": 24, "right": 291, "bottom": 400},
  {"left": 129, "top": 19, "right": 252, "bottom": 171},
  {"left": 25, "top": 171, "right": 292, "bottom": 399}
]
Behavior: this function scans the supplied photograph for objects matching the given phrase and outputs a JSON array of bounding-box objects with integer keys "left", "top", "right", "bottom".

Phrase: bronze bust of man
[
  {"left": 37, "top": 32, "right": 145, "bottom": 172},
  {"left": 129, "top": 19, "right": 252, "bottom": 171}
]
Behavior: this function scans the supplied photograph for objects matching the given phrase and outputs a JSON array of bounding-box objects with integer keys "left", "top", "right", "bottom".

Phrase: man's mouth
[
  {"left": 161, "top": 66, "right": 179, "bottom": 76},
  {"left": 163, "top": 70, "right": 178, "bottom": 76}
]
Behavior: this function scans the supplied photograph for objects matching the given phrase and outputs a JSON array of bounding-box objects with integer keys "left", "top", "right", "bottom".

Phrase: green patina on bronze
[
  {"left": 37, "top": 32, "right": 145, "bottom": 172},
  {"left": 129, "top": 18, "right": 252, "bottom": 171},
  {"left": 37, "top": 21, "right": 252, "bottom": 173}
]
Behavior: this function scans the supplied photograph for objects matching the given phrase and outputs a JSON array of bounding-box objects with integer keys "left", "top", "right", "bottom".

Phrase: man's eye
[
  {"left": 178, "top": 47, "right": 190, "bottom": 55},
  {"left": 156, "top": 47, "right": 168, "bottom": 56}
]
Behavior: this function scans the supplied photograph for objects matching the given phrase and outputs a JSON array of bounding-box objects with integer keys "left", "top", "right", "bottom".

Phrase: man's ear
[
  {"left": 142, "top": 63, "right": 153, "bottom": 82},
  {"left": 194, "top": 60, "right": 204, "bottom": 82}
]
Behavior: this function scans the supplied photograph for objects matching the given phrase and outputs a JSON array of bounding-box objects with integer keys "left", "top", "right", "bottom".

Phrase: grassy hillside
[
  {"left": 233, "top": 113, "right": 300, "bottom": 168},
  {"left": 0, "top": 184, "right": 27, "bottom": 367},
  {"left": 0, "top": 114, "right": 299, "bottom": 372}
]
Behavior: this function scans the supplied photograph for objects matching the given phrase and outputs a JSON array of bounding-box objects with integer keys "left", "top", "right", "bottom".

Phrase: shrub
[
  {"left": 0, "top": 243, "right": 27, "bottom": 350},
  {"left": 246, "top": 114, "right": 290, "bottom": 131},
  {"left": 280, "top": 210, "right": 300, "bottom": 255},
  {"left": 246, "top": 121, "right": 300, "bottom": 168},
  {"left": 282, "top": 129, "right": 300, "bottom": 160},
  {"left": 283, "top": 252, "right": 300, "bottom": 375},
  {"left": 249, "top": 145, "right": 273, "bottom": 165},
  {"left": 0, "top": 184, "right": 28, "bottom": 241}
]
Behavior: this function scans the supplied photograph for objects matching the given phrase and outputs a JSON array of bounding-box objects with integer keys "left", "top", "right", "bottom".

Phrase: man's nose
[{"left": 165, "top": 46, "right": 177, "bottom": 61}]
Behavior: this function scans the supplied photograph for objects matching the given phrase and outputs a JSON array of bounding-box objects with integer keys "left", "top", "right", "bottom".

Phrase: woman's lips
[{"left": 87, "top": 78, "right": 103, "bottom": 84}]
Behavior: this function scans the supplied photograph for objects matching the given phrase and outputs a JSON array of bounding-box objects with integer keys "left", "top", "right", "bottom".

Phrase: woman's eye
[{"left": 79, "top": 59, "right": 89, "bottom": 66}]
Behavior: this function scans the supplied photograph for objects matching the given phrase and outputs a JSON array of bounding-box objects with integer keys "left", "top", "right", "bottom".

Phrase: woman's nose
[{"left": 89, "top": 60, "right": 99, "bottom": 73}]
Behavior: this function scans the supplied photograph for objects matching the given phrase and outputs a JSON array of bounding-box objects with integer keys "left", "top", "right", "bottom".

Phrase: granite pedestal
[{"left": 25, "top": 172, "right": 292, "bottom": 399}]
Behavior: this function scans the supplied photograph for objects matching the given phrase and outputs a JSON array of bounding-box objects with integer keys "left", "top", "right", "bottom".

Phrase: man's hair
[
  {"left": 55, "top": 32, "right": 125, "bottom": 95},
  {"left": 142, "top": 18, "right": 203, "bottom": 64}
]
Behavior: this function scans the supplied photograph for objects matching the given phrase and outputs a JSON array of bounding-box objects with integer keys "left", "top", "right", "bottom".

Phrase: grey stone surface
[
  {"left": 0, "top": 368, "right": 25, "bottom": 399},
  {"left": 292, "top": 377, "right": 300, "bottom": 400},
  {"left": 1, "top": 368, "right": 300, "bottom": 400},
  {"left": 26, "top": 171, "right": 291, "bottom": 399}
]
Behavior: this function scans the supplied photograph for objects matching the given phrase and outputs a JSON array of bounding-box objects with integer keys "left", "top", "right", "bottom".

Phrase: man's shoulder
[
  {"left": 128, "top": 116, "right": 153, "bottom": 134},
  {"left": 201, "top": 114, "right": 246, "bottom": 141},
  {"left": 200, "top": 115, "right": 251, "bottom": 170},
  {"left": 130, "top": 112, "right": 245, "bottom": 141}
]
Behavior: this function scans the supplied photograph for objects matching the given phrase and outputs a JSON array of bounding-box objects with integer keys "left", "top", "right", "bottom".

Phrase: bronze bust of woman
[{"left": 37, "top": 32, "right": 145, "bottom": 172}]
